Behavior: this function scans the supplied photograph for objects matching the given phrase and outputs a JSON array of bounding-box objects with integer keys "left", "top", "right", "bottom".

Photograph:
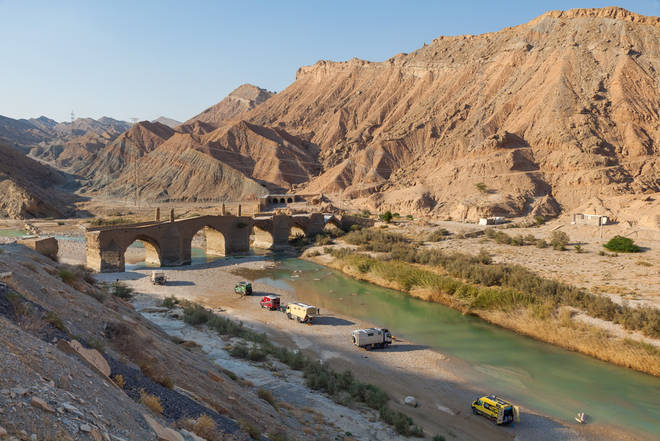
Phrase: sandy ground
[
  {"left": 91, "top": 256, "right": 639, "bottom": 441},
  {"left": 384, "top": 219, "right": 660, "bottom": 310}
]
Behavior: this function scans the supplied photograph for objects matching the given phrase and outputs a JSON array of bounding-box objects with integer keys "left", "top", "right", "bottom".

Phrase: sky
[{"left": 1, "top": 0, "right": 658, "bottom": 123}]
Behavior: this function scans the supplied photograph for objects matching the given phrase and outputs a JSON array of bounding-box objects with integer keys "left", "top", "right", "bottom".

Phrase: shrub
[
  {"left": 111, "top": 281, "right": 134, "bottom": 299},
  {"left": 534, "top": 215, "right": 545, "bottom": 225},
  {"left": 43, "top": 311, "right": 67, "bottom": 333},
  {"left": 574, "top": 244, "right": 582, "bottom": 253},
  {"left": 192, "top": 415, "right": 217, "bottom": 439},
  {"left": 349, "top": 224, "right": 361, "bottom": 231},
  {"left": 406, "top": 214, "right": 413, "bottom": 220},
  {"left": 112, "top": 374, "right": 125, "bottom": 388},
  {"left": 477, "top": 249, "right": 492, "bottom": 265},
  {"left": 344, "top": 229, "right": 408, "bottom": 252},
  {"left": 550, "top": 231, "right": 569, "bottom": 251},
  {"left": 58, "top": 269, "right": 77, "bottom": 285},
  {"left": 257, "top": 388, "right": 277, "bottom": 408},
  {"left": 380, "top": 211, "right": 393, "bottom": 223},
  {"left": 536, "top": 239, "right": 548, "bottom": 249},
  {"left": 239, "top": 420, "right": 261, "bottom": 440},
  {"left": 140, "top": 390, "right": 163, "bottom": 414},
  {"left": 360, "top": 209, "right": 371, "bottom": 217},
  {"left": 161, "top": 296, "right": 179, "bottom": 309},
  {"left": 475, "top": 182, "right": 487, "bottom": 193},
  {"left": 604, "top": 236, "right": 641, "bottom": 253},
  {"left": 89, "top": 217, "right": 132, "bottom": 227},
  {"left": 427, "top": 228, "right": 450, "bottom": 242},
  {"left": 493, "top": 231, "right": 511, "bottom": 245},
  {"left": 315, "top": 234, "right": 333, "bottom": 246}
]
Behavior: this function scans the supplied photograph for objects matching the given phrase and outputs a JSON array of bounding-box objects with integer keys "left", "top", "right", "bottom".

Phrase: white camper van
[{"left": 352, "top": 328, "right": 392, "bottom": 349}]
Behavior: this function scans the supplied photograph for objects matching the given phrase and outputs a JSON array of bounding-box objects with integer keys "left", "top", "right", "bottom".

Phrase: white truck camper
[{"left": 352, "top": 328, "right": 392, "bottom": 349}]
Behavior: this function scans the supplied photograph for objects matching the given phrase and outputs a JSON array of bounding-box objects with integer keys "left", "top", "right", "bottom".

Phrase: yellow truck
[
  {"left": 285, "top": 302, "right": 319, "bottom": 323},
  {"left": 471, "top": 395, "right": 519, "bottom": 425}
]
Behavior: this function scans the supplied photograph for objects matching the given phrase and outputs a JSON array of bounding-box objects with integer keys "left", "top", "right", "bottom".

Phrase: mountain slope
[
  {"left": 0, "top": 142, "right": 72, "bottom": 218},
  {"left": 78, "top": 121, "right": 175, "bottom": 187},
  {"left": 242, "top": 6, "right": 660, "bottom": 219},
  {"left": 106, "top": 132, "right": 269, "bottom": 201}
]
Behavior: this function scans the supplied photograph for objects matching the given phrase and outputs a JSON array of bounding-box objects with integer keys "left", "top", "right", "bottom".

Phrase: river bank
[
  {"left": 303, "top": 246, "right": 660, "bottom": 378},
  {"left": 95, "top": 255, "right": 656, "bottom": 441}
]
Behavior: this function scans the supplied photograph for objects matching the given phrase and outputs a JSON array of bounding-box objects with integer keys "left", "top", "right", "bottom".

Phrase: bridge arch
[
  {"left": 250, "top": 225, "right": 274, "bottom": 249},
  {"left": 191, "top": 225, "right": 228, "bottom": 256},
  {"left": 324, "top": 217, "right": 343, "bottom": 232},
  {"left": 125, "top": 235, "right": 162, "bottom": 267}
]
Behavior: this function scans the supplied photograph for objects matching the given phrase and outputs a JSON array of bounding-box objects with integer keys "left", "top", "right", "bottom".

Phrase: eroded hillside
[{"left": 243, "top": 7, "right": 660, "bottom": 220}]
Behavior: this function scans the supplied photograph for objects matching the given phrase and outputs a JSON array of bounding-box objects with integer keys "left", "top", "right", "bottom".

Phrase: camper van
[
  {"left": 352, "top": 328, "right": 392, "bottom": 349},
  {"left": 471, "top": 395, "right": 519, "bottom": 425},
  {"left": 285, "top": 302, "right": 319, "bottom": 323}
]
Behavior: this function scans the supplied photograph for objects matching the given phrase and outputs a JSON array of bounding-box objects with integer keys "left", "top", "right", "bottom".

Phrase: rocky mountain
[
  {"left": 0, "top": 142, "right": 73, "bottom": 218},
  {"left": 151, "top": 116, "right": 181, "bottom": 128},
  {"left": 105, "top": 131, "right": 269, "bottom": 202},
  {"left": 179, "top": 84, "right": 274, "bottom": 134},
  {"left": 238, "top": 6, "right": 660, "bottom": 220},
  {"left": 78, "top": 121, "right": 175, "bottom": 188}
]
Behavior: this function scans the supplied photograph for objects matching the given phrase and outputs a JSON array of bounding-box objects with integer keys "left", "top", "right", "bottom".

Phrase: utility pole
[
  {"left": 129, "top": 118, "right": 140, "bottom": 207},
  {"left": 70, "top": 110, "right": 75, "bottom": 137}
]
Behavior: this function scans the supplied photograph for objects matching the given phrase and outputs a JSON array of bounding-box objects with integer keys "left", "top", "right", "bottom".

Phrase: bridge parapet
[{"left": 86, "top": 212, "right": 330, "bottom": 273}]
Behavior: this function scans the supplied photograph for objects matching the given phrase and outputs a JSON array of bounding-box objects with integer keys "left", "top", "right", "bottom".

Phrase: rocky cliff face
[{"left": 241, "top": 6, "right": 659, "bottom": 220}]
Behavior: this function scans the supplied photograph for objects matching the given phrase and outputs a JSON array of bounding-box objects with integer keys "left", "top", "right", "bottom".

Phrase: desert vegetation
[
  {"left": 604, "top": 236, "right": 642, "bottom": 253},
  {"left": 331, "top": 234, "right": 660, "bottom": 338},
  {"left": 177, "top": 300, "right": 423, "bottom": 436}
]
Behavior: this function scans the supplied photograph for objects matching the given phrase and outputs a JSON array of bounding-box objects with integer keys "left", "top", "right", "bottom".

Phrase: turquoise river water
[{"left": 242, "top": 257, "right": 659, "bottom": 439}]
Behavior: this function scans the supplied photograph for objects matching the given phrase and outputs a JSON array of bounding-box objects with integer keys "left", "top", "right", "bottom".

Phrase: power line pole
[
  {"left": 129, "top": 118, "right": 139, "bottom": 207},
  {"left": 70, "top": 110, "right": 75, "bottom": 137}
]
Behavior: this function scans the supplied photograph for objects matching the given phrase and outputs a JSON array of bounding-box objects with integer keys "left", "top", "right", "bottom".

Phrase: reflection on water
[{"left": 243, "top": 257, "right": 660, "bottom": 439}]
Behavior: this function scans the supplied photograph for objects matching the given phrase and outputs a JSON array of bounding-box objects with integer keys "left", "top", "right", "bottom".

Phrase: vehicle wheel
[
  {"left": 287, "top": 313, "right": 292, "bottom": 320},
  {"left": 297, "top": 317, "right": 302, "bottom": 323},
  {"left": 472, "top": 408, "right": 478, "bottom": 415}
]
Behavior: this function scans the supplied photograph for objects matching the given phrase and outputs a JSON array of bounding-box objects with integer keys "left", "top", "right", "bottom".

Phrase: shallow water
[
  {"left": 0, "top": 229, "right": 28, "bottom": 238},
  {"left": 244, "top": 257, "right": 660, "bottom": 439}
]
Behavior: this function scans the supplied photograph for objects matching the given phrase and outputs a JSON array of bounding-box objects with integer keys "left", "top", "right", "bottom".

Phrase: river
[{"left": 239, "top": 257, "right": 660, "bottom": 439}]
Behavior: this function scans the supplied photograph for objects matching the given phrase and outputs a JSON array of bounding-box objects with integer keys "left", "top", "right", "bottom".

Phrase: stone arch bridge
[{"left": 85, "top": 213, "right": 348, "bottom": 273}]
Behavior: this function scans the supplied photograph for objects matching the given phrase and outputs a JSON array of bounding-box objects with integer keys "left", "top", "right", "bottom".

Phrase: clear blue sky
[{"left": 1, "top": 0, "right": 658, "bottom": 123}]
